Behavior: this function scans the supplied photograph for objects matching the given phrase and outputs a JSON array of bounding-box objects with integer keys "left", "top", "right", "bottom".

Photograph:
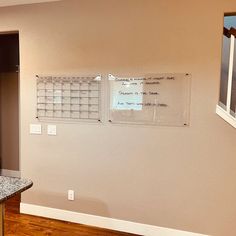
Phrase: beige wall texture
[
  {"left": 0, "top": 72, "right": 19, "bottom": 171},
  {"left": 0, "top": 0, "right": 235, "bottom": 235}
]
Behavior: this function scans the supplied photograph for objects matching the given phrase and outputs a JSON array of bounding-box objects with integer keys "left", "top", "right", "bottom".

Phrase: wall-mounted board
[
  {"left": 108, "top": 73, "right": 191, "bottom": 126},
  {"left": 36, "top": 75, "right": 101, "bottom": 122}
]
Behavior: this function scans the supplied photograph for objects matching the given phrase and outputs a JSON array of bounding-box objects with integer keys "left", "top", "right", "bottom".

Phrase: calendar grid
[{"left": 36, "top": 75, "right": 101, "bottom": 121}]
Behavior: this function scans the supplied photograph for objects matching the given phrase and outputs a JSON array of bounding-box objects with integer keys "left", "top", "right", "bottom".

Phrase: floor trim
[
  {"left": 0, "top": 169, "right": 20, "bottom": 178},
  {"left": 0, "top": 0, "right": 61, "bottom": 7},
  {"left": 20, "top": 203, "right": 207, "bottom": 236}
]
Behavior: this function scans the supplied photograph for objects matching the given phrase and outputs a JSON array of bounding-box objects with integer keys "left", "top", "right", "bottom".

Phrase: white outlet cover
[
  {"left": 47, "top": 125, "right": 57, "bottom": 135},
  {"left": 68, "top": 190, "right": 74, "bottom": 201}
]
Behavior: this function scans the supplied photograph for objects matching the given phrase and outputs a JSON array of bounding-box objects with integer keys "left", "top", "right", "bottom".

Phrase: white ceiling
[{"left": 0, "top": 0, "right": 61, "bottom": 7}]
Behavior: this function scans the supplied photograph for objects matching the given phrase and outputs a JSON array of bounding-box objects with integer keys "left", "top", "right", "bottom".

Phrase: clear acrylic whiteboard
[
  {"left": 108, "top": 73, "right": 191, "bottom": 126},
  {"left": 36, "top": 75, "right": 101, "bottom": 122}
]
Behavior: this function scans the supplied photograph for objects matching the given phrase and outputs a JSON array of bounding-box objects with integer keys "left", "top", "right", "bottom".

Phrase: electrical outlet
[{"left": 68, "top": 190, "right": 74, "bottom": 201}]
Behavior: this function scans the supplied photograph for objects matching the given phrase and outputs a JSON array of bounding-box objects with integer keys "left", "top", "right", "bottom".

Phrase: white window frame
[{"left": 216, "top": 33, "right": 236, "bottom": 128}]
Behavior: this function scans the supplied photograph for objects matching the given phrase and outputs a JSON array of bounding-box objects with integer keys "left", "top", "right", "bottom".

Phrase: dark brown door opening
[{"left": 0, "top": 33, "right": 20, "bottom": 175}]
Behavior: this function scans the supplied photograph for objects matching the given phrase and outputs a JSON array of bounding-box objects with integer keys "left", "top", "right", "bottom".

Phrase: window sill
[{"left": 216, "top": 105, "right": 236, "bottom": 128}]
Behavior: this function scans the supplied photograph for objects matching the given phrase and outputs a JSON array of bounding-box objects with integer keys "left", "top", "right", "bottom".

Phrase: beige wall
[
  {"left": 0, "top": 72, "right": 19, "bottom": 171},
  {"left": 0, "top": 0, "right": 235, "bottom": 235}
]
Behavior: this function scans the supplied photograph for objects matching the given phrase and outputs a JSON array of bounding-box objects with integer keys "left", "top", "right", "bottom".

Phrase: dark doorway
[{"left": 0, "top": 33, "right": 20, "bottom": 176}]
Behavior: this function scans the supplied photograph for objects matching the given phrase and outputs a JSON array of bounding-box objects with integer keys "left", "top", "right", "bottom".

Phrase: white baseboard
[
  {"left": 20, "top": 203, "right": 208, "bottom": 236},
  {"left": 0, "top": 0, "right": 61, "bottom": 7},
  {"left": 0, "top": 169, "right": 20, "bottom": 178}
]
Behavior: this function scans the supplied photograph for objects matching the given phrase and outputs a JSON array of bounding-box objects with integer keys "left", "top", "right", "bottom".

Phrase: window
[{"left": 216, "top": 14, "right": 236, "bottom": 128}]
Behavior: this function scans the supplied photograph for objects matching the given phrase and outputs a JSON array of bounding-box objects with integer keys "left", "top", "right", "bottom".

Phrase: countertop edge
[{"left": 0, "top": 180, "right": 33, "bottom": 204}]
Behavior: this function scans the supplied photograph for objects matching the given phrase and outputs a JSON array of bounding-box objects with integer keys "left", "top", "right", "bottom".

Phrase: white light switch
[
  {"left": 30, "top": 124, "right": 42, "bottom": 135},
  {"left": 47, "top": 125, "right": 57, "bottom": 135}
]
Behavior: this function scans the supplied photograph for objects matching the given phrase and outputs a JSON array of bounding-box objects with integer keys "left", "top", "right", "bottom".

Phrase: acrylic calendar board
[
  {"left": 36, "top": 75, "right": 101, "bottom": 122},
  {"left": 108, "top": 73, "right": 191, "bottom": 126}
]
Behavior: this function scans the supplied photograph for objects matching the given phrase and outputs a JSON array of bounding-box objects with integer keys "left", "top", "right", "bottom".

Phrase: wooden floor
[{"left": 4, "top": 195, "right": 139, "bottom": 236}]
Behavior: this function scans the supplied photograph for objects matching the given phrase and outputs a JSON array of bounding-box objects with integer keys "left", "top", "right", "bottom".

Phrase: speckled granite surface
[{"left": 0, "top": 176, "right": 33, "bottom": 203}]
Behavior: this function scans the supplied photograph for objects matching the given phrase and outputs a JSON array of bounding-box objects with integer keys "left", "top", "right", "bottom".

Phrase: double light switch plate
[
  {"left": 30, "top": 124, "right": 57, "bottom": 135},
  {"left": 30, "top": 124, "right": 42, "bottom": 134}
]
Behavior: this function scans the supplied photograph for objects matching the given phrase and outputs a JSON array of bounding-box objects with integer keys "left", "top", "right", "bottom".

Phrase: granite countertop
[{"left": 0, "top": 176, "right": 33, "bottom": 203}]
